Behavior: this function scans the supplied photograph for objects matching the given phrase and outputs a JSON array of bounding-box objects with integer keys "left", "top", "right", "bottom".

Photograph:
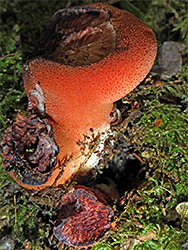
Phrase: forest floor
[{"left": 0, "top": 1, "right": 188, "bottom": 250}]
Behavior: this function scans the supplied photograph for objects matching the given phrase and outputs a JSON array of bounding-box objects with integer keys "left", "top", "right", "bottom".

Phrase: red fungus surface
[
  {"left": 1, "top": 3, "right": 157, "bottom": 189},
  {"left": 54, "top": 185, "right": 114, "bottom": 247}
]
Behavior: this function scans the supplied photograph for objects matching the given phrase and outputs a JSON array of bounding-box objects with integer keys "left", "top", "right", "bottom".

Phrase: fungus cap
[
  {"left": 25, "top": 3, "right": 157, "bottom": 104},
  {"left": 54, "top": 185, "right": 114, "bottom": 247}
]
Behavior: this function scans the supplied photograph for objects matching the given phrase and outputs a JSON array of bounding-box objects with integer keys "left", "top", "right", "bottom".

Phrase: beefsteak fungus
[{"left": 1, "top": 3, "right": 157, "bottom": 189}]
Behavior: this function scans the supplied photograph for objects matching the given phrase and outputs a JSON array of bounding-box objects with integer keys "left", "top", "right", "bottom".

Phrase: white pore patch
[{"left": 78, "top": 125, "right": 117, "bottom": 174}]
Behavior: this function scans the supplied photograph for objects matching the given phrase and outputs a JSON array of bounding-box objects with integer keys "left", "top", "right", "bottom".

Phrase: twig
[
  {"left": 0, "top": 53, "right": 19, "bottom": 60},
  {"left": 14, "top": 195, "right": 17, "bottom": 227}
]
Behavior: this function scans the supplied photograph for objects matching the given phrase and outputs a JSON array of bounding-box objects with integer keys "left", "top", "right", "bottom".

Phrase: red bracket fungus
[
  {"left": 54, "top": 185, "right": 114, "bottom": 247},
  {"left": 1, "top": 3, "right": 157, "bottom": 190}
]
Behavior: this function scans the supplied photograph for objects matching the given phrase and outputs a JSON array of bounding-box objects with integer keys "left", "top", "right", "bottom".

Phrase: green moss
[
  {"left": 92, "top": 53, "right": 188, "bottom": 250},
  {"left": 1, "top": 0, "right": 188, "bottom": 249},
  {"left": 0, "top": 24, "right": 24, "bottom": 129}
]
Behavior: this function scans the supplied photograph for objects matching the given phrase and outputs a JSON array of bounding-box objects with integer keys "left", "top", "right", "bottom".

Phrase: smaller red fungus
[
  {"left": 1, "top": 85, "right": 60, "bottom": 189},
  {"left": 54, "top": 185, "right": 114, "bottom": 247}
]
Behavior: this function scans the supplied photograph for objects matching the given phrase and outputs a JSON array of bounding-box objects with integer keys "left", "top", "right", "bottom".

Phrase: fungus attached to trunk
[
  {"left": 1, "top": 3, "right": 157, "bottom": 189},
  {"left": 54, "top": 185, "right": 114, "bottom": 247}
]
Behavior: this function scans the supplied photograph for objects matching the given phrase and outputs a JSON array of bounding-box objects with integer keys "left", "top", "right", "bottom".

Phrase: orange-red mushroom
[
  {"left": 54, "top": 185, "right": 114, "bottom": 247},
  {"left": 1, "top": 3, "right": 157, "bottom": 189}
]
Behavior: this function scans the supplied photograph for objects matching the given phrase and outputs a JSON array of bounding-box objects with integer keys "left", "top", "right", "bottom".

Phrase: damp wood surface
[{"left": 0, "top": 0, "right": 188, "bottom": 250}]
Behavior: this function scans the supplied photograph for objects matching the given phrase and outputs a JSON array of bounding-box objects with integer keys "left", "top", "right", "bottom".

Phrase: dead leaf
[
  {"left": 125, "top": 231, "right": 157, "bottom": 249},
  {"left": 23, "top": 239, "right": 32, "bottom": 250},
  {"left": 154, "top": 119, "right": 162, "bottom": 127},
  {"left": 137, "top": 231, "right": 157, "bottom": 241}
]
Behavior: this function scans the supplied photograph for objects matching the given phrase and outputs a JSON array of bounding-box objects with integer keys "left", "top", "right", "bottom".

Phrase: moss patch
[{"left": 0, "top": 0, "right": 187, "bottom": 249}]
